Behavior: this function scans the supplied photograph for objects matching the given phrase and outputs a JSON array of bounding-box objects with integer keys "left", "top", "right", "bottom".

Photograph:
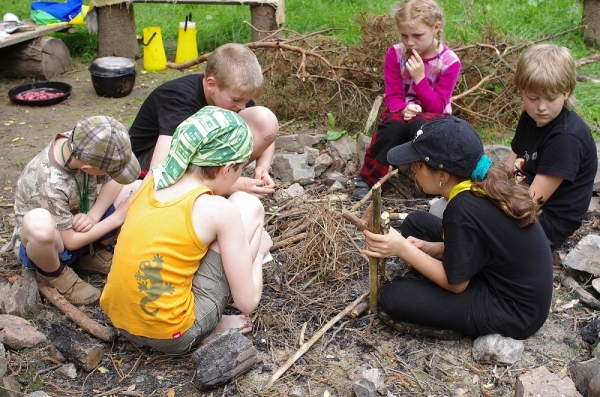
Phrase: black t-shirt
[
  {"left": 129, "top": 74, "right": 209, "bottom": 160},
  {"left": 443, "top": 192, "right": 553, "bottom": 339},
  {"left": 510, "top": 108, "right": 598, "bottom": 246}
]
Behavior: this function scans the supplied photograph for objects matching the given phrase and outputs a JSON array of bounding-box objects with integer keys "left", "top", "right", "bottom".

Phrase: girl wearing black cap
[{"left": 362, "top": 116, "right": 553, "bottom": 339}]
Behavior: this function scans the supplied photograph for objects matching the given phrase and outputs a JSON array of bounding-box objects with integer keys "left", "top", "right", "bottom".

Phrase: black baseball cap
[{"left": 387, "top": 116, "right": 485, "bottom": 179}]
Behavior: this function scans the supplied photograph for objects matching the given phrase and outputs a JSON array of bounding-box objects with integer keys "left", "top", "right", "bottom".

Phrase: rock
[
  {"left": 569, "top": 358, "right": 600, "bottom": 396},
  {"left": 563, "top": 234, "right": 600, "bottom": 277},
  {"left": 274, "top": 183, "right": 305, "bottom": 202},
  {"left": 515, "top": 366, "right": 583, "bottom": 397},
  {"left": 314, "top": 153, "right": 333, "bottom": 176},
  {"left": 329, "top": 135, "right": 357, "bottom": 161},
  {"left": 0, "top": 344, "right": 6, "bottom": 378},
  {"left": 352, "top": 368, "right": 387, "bottom": 397},
  {"left": 271, "top": 152, "right": 315, "bottom": 183},
  {"left": 24, "top": 392, "right": 50, "bottom": 397},
  {"left": 484, "top": 144, "right": 510, "bottom": 165},
  {"left": 0, "top": 315, "right": 46, "bottom": 350},
  {"left": 305, "top": 147, "right": 320, "bottom": 165},
  {"left": 592, "top": 278, "right": 600, "bottom": 292},
  {"left": 589, "top": 373, "right": 600, "bottom": 397},
  {"left": 472, "top": 334, "right": 523, "bottom": 365},
  {"left": 56, "top": 363, "right": 78, "bottom": 379},
  {"left": 580, "top": 319, "right": 600, "bottom": 345},
  {"left": 275, "top": 134, "right": 323, "bottom": 153},
  {"left": 322, "top": 171, "right": 347, "bottom": 187},
  {"left": 356, "top": 133, "right": 372, "bottom": 168},
  {"left": 328, "top": 181, "right": 345, "bottom": 192},
  {"left": 0, "top": 376, "right": 21, "bottom": 397},
  {"left": 0, "top": 269, "right": 40, "bottom": 316}
]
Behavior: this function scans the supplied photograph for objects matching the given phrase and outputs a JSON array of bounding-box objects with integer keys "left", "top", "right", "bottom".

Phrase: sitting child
[
  {"left": 505, "top": 43, "right": 598, "bottom": 247},
  {"left": 101, "top": 107, "right": 272, "bottom": 354},
  {"left": 11, "top": 116, "right": 141, "bottom": 305}
]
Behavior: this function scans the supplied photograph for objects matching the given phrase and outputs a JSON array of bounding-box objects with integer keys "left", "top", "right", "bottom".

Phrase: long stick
[
  {"left": 369, "top": 183, "right": 382, "bottom": 313},
  {"left": 38, "top": 284, "right": 116, "bottom": 342},
  {"left": 261, "top": 291, "right": 369, "bottom": 390}
]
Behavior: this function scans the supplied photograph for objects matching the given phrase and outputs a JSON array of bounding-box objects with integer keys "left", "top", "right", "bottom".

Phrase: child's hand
[
  {"left": 406, "top": 236, "right": 433, "bottom": 255},
  {"left": 72, "top": 213, "right": 95, "bottom": 233},
  {"left": 238, "top": 177, "right": 276, "bottom": 198},
  {"left": 405, "top": 48, "right": 426, "bottom": 84},
  {"left": 362, "top": 227, "right": 405, "bottom": 258},
  {"left": 254, "top": 166, "right": 275, "bottom": 190},
  {"left": 403, "top": 104, "right": 422, "bottom": 120}
]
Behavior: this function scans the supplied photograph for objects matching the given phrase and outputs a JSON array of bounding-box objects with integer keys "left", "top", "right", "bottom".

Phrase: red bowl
[{"left": 8, "top": 81, "right": 72, "bottom": 107}]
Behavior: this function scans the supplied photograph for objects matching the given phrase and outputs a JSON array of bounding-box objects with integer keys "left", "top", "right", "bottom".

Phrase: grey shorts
[{"left": 118, "top": 249, "right": 231, "bottom": 354}]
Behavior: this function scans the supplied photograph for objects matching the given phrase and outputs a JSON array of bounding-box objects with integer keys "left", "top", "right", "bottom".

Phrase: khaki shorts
[{"left": 118, "top": 249, "right": 231, "bottom": 354}]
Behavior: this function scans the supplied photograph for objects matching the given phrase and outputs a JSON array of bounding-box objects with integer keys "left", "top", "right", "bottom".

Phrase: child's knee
[
  {"left": 21, "top": 209, "right": 56, "bottom": 241},
  {"left": 229, "top": 191, "right": 264, "bottom": 216},
  {"left": 240, "top": 106, "right": 278, "bottom": 140}
]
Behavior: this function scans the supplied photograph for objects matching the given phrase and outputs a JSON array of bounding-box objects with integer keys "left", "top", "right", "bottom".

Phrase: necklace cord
[{"left": 60, "top": 140, "right": 89, "bottom": 213}]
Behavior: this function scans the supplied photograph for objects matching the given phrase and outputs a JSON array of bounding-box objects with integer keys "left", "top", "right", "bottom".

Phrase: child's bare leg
[
  {"left": 201, "top": 314, "right": 253, "bottom": 345},
  {"left": 20, "top": 208, "right": 64, "bottom": 273}
]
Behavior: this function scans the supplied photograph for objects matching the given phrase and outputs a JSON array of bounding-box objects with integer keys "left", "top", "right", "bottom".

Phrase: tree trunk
[
  {"left": 583, "top": 0, "right": 600, "bottom": 48},
  {"left": 250, "top": 5, "right": 280, "bottom": 41},
  {"left": 97, "top": 3, "right": 140, "bottom": 59},
  {"left": 0, "top": 37, "right": 70, "bottom": 79}
]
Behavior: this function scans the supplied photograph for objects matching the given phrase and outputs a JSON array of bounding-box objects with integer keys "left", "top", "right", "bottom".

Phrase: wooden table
[{"left": 0, "top": 21, "right": 75, "bottom": 49}]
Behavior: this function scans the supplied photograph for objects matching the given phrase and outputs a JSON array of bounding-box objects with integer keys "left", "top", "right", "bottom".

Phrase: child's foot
[{"left": 201, "top": 314, "right": 252, "bottom": 345}]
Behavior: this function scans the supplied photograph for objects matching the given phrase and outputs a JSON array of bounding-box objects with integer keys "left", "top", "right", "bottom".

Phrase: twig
[
  {"left": 37, "top": 284, "right": 116, "bottom": 342},
  {"left": 368, "top": 183, "right": 383, "bottom": 313},
  {"left": 33, "top": 364, "right": 62, "bottom": 382},
  {"left": 261, "top": 291, "right": 368, "bottom": 390},
  {"left": 349, "top": 168, "right": 398, "bottom": 212},
  {"left": 451, "top": 74, "right": 495, "bottom": 101},
  {"left": 271, "top": 232, "right": 308, "bottom": 251},
  {"left": 321, "top": 320, "right": 348, "bottom": 352}
]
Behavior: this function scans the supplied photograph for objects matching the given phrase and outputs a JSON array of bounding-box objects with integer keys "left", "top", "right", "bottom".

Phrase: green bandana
[{"left": 153, "top": 106, "right": 253, "bottom": 189}]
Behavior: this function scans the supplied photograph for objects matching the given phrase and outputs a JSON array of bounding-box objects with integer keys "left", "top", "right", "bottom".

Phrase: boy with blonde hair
[
  {"left": 101, "top": 107, "right": 272, "bottom": 354},
  {"left": 129, "top": 43, "right": 278, "bottom": 198},
  {"left": 12, "top": 116, "right": 141, "bottom": 305},
  {"left": 505, "top": 44, "right": 597, "bottom": 246}
]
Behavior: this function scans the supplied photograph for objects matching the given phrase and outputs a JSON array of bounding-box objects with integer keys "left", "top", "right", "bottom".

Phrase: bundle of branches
[{"left": 168, "top": 15, "right": 590, "bottom": 137}]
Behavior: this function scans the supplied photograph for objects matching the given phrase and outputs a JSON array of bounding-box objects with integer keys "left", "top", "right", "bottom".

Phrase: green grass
[{"left": 4, "top": 0, "right": 599, "bottom": 134}]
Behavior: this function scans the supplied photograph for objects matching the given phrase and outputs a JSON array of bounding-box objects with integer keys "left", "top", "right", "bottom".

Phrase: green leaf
[
  {"left": 326, "top": 113, "right": 336, "bottom": 129},
  {"left": 327, "top": 130, "right": 347, "bottom": 141},
  {"left": 97, "top": 366, "right": 110, "bottom": 374}
]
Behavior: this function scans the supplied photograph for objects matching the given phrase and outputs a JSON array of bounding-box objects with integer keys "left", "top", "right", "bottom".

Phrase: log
[
  {"left": 560, "top": 276, "right": 600, "bottom": 310},
  {"left": 38, "top": 283, "right": 116, "bottom": 342},
  {"left": 97, "top": 3, "right": 140, "bottom": 59},
  {"left": 0, "top": 36, "right": 70, "bottom": 79},
  {"left": 48, "top": 323, "right": 104, "bottom": 371},
  {"left": 191, "top": 329, "right": 258, "bottom": 390}
]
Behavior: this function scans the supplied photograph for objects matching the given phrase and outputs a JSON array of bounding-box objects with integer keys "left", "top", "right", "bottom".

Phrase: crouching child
[{"left": 100, "top": 106, "right": 273, "bottom": 354}]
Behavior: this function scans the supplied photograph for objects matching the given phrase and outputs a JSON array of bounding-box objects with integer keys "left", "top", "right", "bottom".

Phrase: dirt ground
[{"left": 0, "top": 64, "right": 599, "bottom": 397}]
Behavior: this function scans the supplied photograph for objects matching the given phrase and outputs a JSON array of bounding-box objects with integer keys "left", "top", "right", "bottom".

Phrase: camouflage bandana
[{"left": 153, "top": 106, "right": 253, "bottom": 190}]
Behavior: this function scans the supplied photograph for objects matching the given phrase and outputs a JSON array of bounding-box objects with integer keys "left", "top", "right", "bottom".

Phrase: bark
[
  {"left": 583, "top": 0, "right": 600, "bottom": 48},
  {"left": 250, "top": 5, "right": 279, "bottom": 41},
  {"left": 0, "top": 37, "right": 70, "bottom": 79},
  {"left": 97, "top": 3, "right": 140, "bottom": 59}
]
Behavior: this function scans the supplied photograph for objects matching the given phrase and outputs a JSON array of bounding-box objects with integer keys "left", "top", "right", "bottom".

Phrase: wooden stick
[
  {"left": 38, "top": 284, "right": 116, "bottom": 342},
  {"left": 271, "top": 232, "right": 308, "bottom": 251},
  {"left": 261, "top": 291, "right": 368, "bottom": 390},
  {"left": 341, "top": 209, "right": 369, "bottom": 231},
  {"left": 350, "top": 168, "right": 398, "bottom": 212},
  {"left": 368, "top": 183, "right": 383, "bottom": 313}
]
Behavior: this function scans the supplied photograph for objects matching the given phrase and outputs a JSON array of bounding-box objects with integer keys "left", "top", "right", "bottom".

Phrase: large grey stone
[
  {"left": 271, "top": 152, "right": 315, "bottom": 183},
  {"left": 329, "top": 134, "right": 357, "bottom": 161},
  {"left": 484, "top": 144, "right": 511, "bottom": 165},
  {"left": 0, "top": 315, "right": 46, "bottom": 350},
  {"left": 275, "top": 134, "right": 322, "bottom": 153},
  {"left": 563, "top": 234, "right": 600, "bottom": 277}
]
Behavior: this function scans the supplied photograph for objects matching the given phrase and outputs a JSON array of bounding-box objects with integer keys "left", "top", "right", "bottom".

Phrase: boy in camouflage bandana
[
  {"left": 12, "top": 116, "right": 141, "bottom": 306},
  {"left": 100, "top": 107, "right": 273, "bottom": 354}
]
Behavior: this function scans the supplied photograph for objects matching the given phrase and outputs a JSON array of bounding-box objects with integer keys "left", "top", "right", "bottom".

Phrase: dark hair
[{"left": 472, "top": 164, "right": 542, "bottom": 227}]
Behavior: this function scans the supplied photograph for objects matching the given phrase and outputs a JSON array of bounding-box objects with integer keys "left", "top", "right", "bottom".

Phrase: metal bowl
[{"left": 8, "top": 81, "right": 72, "bottom": 106}]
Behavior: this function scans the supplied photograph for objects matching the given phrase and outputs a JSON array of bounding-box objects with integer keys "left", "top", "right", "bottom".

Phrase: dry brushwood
[{"left": 168, "top": 15, "right": 598, "bottom": 136}]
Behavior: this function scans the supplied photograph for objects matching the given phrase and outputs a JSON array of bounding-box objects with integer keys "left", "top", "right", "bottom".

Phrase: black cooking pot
[{"left": 89, "top": 57, "right": 136, "bottom": 98}]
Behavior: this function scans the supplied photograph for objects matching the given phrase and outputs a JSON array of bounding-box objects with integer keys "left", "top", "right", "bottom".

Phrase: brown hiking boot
[
  {"left": 73, "top": 248, "right": 113, "bottom": 275},
  {"left": 36, "top": 266, "right": 101, "bottom": 306}
]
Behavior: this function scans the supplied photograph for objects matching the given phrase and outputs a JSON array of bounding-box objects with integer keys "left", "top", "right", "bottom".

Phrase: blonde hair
[
  {"left": 513, "top": 44, "right": 577, "bottom": 110},
  {"left": 394, "top": 0, "right": 445, "bottom": 74},
  {"left": 205, "top": 43, "right": 263, "bottom": 98}
]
